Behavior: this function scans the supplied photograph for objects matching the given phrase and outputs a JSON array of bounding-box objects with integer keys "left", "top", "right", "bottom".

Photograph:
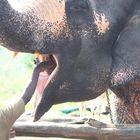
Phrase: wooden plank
[{"left": 13, "top": 121, "right": 140, "bottom": 140}]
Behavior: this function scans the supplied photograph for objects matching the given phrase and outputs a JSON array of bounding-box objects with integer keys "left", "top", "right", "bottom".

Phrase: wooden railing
[{"left": 13, "top": 117, "right": 140, "bottom": 140}]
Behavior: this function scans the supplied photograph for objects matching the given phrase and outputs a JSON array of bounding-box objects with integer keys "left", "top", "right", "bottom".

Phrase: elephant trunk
[
  {"left": 0, "top": 0, "right": 30, "bottom": 52},
  {"left": 0, "top": 0, "right": 66, "bottom": 54}
]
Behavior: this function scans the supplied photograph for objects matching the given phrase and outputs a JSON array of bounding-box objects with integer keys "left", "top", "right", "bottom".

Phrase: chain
[{"left": 106, "top": 90, "right": 114, "bottom": 124}]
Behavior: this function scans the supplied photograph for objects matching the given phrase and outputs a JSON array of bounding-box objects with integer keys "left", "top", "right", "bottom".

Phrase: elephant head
[{"left": 0, "top": 0, "right": 140, "bottom": 123}]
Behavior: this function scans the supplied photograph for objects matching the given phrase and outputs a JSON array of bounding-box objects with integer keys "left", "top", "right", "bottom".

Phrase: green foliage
[{"left": 0, "top": 47, "right": 34, "bottom": 106}]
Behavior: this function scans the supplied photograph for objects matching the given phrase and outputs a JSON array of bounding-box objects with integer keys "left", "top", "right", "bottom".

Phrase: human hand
[{"left": 9, "top": 128, "right": 16, "bottom": 138}]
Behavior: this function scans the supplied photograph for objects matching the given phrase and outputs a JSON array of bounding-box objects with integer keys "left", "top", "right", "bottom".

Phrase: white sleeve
[{"left": 0, "top": 99, "right": 25, "bottom": 130}]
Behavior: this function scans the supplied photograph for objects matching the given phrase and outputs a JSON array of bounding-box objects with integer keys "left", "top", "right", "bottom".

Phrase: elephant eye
[
  {"left": 67, "top": 0, "right": 90, "bottom": 12},
  {"left": 65, "top": 0, "right": 92, "bottom": 26}
]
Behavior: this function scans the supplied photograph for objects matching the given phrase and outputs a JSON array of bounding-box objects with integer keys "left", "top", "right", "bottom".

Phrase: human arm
[
  {"left": 22, "top": 61, "right": 49, "bottom": 104},
  {"left": 0, "top": 61, "right": 48, "bottom": 131}
]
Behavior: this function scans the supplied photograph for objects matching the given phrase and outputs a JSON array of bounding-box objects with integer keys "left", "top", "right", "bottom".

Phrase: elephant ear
[
  {"left": 65, "top": 0, "right": 92, "bottom": 26},
  {"left": 111, "top": 15, "right": 140, "bottom": 87}
]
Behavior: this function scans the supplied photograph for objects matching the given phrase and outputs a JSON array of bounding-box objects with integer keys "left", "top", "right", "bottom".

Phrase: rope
[{"left": 106, "top": 90, "right": 114, "bottom": 124}]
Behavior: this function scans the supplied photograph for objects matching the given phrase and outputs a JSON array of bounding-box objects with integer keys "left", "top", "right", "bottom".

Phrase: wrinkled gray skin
[{"left": 0, "top": 0, "right": 140, "bottom": 123}]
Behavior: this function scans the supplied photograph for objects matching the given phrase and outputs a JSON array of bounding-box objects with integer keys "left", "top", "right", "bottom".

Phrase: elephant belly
[{"left": 112, "top": 79, "right": 140, "bottom": 124}]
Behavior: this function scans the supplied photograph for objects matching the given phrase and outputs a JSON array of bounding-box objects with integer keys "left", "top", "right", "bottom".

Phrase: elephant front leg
[
  {"left": 111, "top": 78, "right": 140, "bottom": 124},
  {"left": 34, "top": 55, "right": 74, "bottom": 121}
]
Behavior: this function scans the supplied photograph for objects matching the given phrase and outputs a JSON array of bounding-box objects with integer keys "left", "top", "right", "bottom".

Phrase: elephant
[{"left": 0, "top": 0, "right": 140, "bottom": 124}]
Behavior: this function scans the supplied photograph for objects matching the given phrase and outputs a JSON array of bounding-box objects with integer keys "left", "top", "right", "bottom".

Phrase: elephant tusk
[
  {"left": 34, "top": 51, "right": 40, "bottom": 58},
  {"left": 12, "top": 51, "right": 18, "bottom": 59},
  {"left": 34, "top": 52, "right": 50, "bottom": 62}
]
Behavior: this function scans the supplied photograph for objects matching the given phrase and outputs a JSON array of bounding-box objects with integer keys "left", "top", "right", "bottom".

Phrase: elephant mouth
[
  {"left": 34, "top": 53, "right": 56, "bottom": 75},
  {"left": 13, "top": 51, "right": 57, "bottom": 118},
  {"left": 34, "top": 52, "right": 57, "bottom": 97}
]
